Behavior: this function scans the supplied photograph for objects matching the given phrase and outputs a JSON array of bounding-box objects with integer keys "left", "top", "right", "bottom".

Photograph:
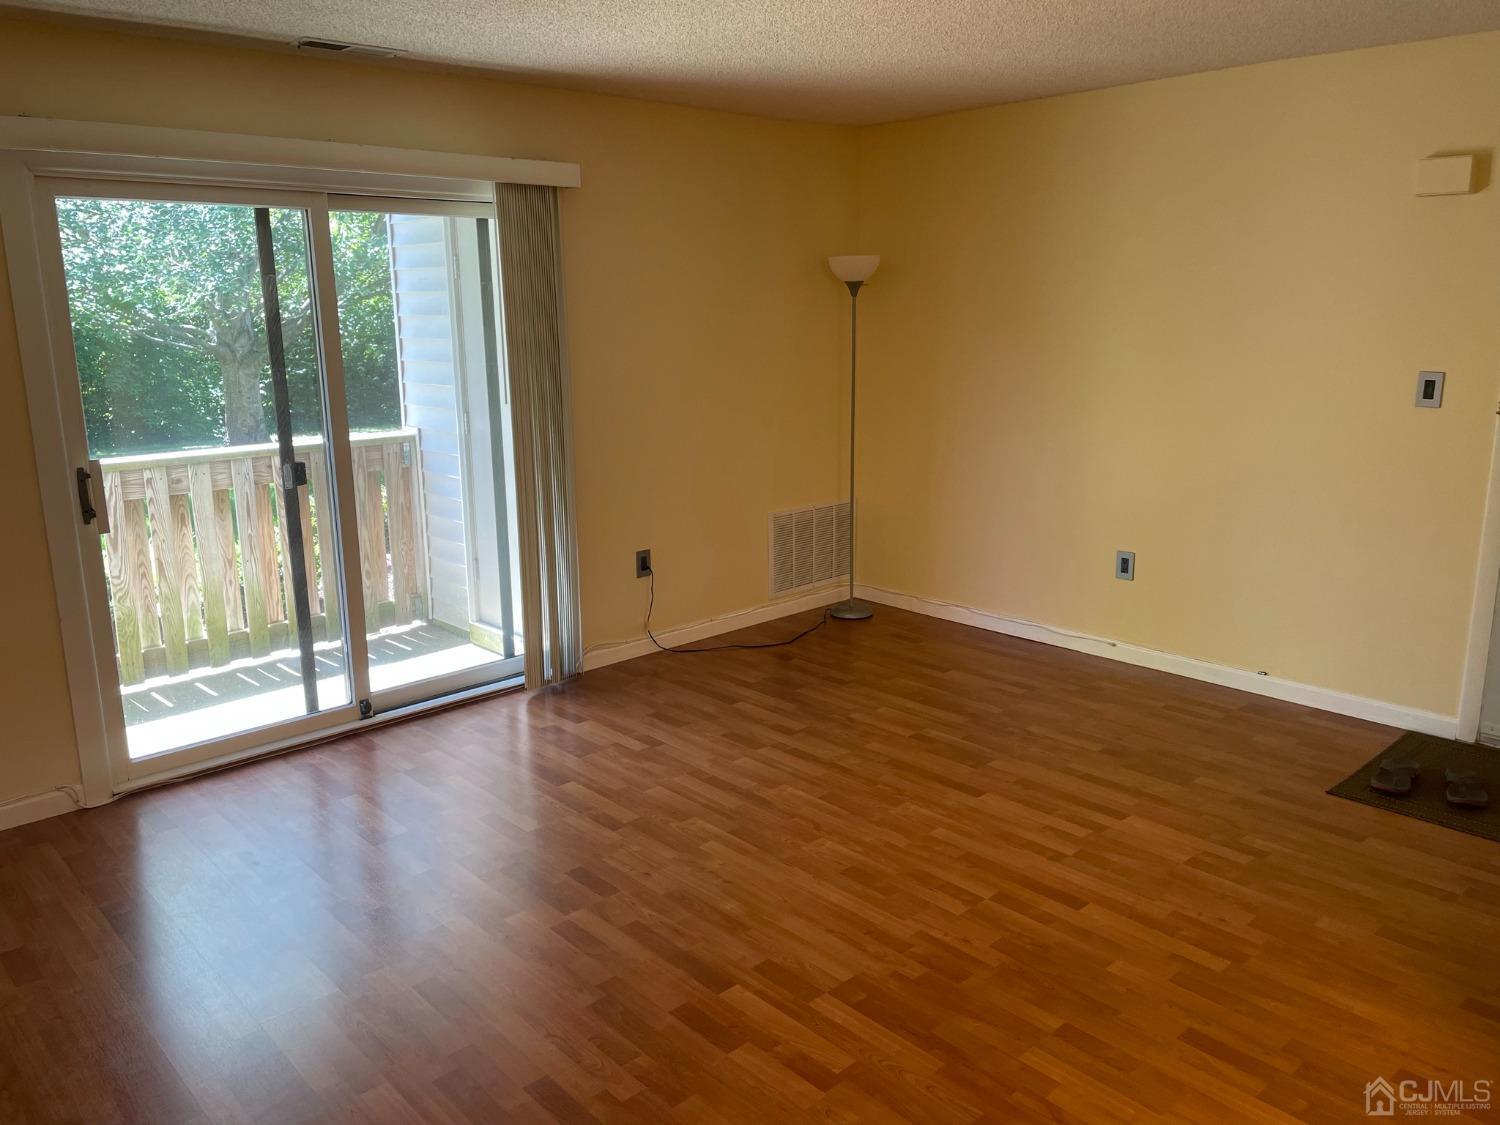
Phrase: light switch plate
[{"left": 1415, "top": 371, "right": 1445, "bottom": 409}]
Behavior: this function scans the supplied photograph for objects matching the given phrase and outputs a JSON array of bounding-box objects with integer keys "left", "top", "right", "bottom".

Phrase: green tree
[
  {"left": 329, "top": 210, "right": 403, "bottom": 436},
  {"left": 57, "top": 198, "right": 400, "bottom": 456}
]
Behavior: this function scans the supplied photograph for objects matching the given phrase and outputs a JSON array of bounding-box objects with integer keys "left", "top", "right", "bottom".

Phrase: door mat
[{"left": 1327, "top": 731, "right": 1499, "bottom": 844}]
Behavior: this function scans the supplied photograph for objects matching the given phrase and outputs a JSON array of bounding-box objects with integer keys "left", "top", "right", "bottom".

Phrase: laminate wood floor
[{"left": 2, "top": 607, "right": 1498, "bottom": 1123}]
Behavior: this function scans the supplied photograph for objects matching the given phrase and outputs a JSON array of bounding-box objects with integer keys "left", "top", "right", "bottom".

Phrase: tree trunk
[{"left": 214, "top": 307, "right": 268, "bottom": 445}]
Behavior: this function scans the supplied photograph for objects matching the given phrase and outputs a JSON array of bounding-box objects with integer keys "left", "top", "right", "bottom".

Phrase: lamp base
[{"left": 830, "top": 598, "right": 874, "bottom": 621}]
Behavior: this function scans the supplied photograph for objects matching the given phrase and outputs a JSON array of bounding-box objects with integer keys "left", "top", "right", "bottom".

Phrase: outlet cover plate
[
  {"left": 635, "top": 549, "right": 652, "bottom": 578},
  {"left": 1115, "top": 550, "right": 1135, "bottom": 581}
]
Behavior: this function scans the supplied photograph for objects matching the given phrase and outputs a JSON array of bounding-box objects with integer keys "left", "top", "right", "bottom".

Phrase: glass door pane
[
  {"left": 328, "top": 207, "right": 523, "bottom": 701},
  {"left": 54, "top": 195, "right": 351, "bottom": 761}
]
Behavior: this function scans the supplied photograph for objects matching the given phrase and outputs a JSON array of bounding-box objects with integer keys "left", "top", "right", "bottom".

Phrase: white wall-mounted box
[{"left": 1415, "top": 155, "right": 1475, "bottom": 196}]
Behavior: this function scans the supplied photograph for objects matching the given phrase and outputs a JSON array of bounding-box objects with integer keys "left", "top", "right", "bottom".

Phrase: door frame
[
  {"left": 0, "top": 134, "right": 555, "bottom": 802},
  {"left": 1458, "top": 413, "right": 1500, "bottom": 743}
]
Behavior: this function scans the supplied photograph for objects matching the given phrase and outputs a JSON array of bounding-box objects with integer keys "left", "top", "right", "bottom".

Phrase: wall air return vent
[
  {"left": 770, "top": 501, "right": 850, "bottom": 597},
  {"left": 296, "top": 38, "right": 406, "bottom": 59}
]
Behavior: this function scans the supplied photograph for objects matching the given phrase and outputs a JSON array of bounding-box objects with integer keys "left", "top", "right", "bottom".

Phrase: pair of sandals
[{"left": 1370, "top": 758, "right": 1489, "bottom": 808}]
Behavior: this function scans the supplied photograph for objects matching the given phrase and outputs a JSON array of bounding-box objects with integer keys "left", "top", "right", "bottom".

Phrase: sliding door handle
[
  {"left": 280, "top": 460, "right": 309, "bottom": 491},
  {"left": 76, "top": 460, "right": 109, "bottom": 535}
]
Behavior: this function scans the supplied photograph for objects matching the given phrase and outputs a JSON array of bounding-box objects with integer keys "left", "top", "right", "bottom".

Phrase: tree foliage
[{"left": 57, "top": 198, "right": 401, "bottom": 456}]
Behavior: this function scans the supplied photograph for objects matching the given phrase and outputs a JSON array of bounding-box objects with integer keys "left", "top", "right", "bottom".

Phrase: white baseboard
[
  {"left": 856, "top": 584, "right": 1456, "bottom": 738},
  {"left": 7, "top": 580, "right": 1451, "bottom": 835},
  {"left": 0, "top": 788, "right": 80, "bottom": 833},
  {"left": 583, "top": 581, "right": 846, "bottom": 672},
  {"left": 1478, "top": 722, "right": 1500, "bottom": 748}
]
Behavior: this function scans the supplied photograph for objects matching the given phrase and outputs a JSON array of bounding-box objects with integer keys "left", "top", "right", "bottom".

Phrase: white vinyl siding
[{"left": 388, "top": 214, "right": 469, "bottom": 630}]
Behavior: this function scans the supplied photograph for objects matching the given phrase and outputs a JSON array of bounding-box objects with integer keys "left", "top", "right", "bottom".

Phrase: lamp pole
[{"left": 830, "top": 273, "right": 873, "bottom": 620}]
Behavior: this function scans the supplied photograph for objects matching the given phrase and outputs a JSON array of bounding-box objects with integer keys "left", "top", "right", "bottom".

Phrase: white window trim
[{"left": 0, "top": 116, "right": 580, "bottom": 196}]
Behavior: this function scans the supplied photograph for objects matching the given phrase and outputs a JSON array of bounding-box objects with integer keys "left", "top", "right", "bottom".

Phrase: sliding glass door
[
  {"left": 328, "top": 204, "right": 523, "bottom": 706},
  {"left": 41, "top": 181, "right": 522, "bottom": 778}
]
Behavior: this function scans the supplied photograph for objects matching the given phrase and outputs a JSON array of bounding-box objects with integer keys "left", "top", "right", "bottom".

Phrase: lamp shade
[{"left": 827, "top": 254, "right": 880, "bottom": 283}]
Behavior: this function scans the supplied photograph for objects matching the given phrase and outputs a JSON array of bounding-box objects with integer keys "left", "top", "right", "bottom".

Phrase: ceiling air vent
[
  {"left": 296, "top": 38, "right": 405, "bottom": 59},
  {"left": 770, "top": 501, "right": 850, "bottom": 597}
]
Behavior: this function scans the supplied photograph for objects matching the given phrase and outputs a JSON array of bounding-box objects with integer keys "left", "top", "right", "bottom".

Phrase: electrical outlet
[
  {"left": 635, "top": 549, "right": 652, "bottom": 578},
  {"left": 1115, "top": 550, "right": 1135, "bottom": 581}
]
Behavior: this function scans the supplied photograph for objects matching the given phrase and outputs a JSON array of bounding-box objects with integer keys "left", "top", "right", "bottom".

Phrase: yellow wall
[
  {"left": 854, "top": 32, "right": 1500, "bottom": 717},
  {"left": 0, "top": 17, "right": 854, "bottom": 803}
]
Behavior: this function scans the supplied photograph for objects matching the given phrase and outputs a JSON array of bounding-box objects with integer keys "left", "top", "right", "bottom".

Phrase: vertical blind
[{"left": 495, "top": 183, "right": 582, "bottom": 687}]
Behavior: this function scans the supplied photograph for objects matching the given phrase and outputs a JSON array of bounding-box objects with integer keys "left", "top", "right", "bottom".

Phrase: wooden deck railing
[{"left": 100, "top": 429, "right": 426, "bottom": 684}]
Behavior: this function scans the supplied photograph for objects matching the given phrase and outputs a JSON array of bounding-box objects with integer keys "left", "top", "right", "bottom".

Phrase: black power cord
[{"left": 645, "top": 569, "right": 830, "bottom": 654}]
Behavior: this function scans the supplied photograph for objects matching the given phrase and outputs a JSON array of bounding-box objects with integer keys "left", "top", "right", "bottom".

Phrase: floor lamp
[{"left": 827, "top": 254, "right": 879, "bottom": 621}]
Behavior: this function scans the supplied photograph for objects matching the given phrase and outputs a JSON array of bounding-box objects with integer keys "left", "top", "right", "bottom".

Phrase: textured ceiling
[{"left": 9, "top": 0, "right": 1500, "bottom": 124}]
